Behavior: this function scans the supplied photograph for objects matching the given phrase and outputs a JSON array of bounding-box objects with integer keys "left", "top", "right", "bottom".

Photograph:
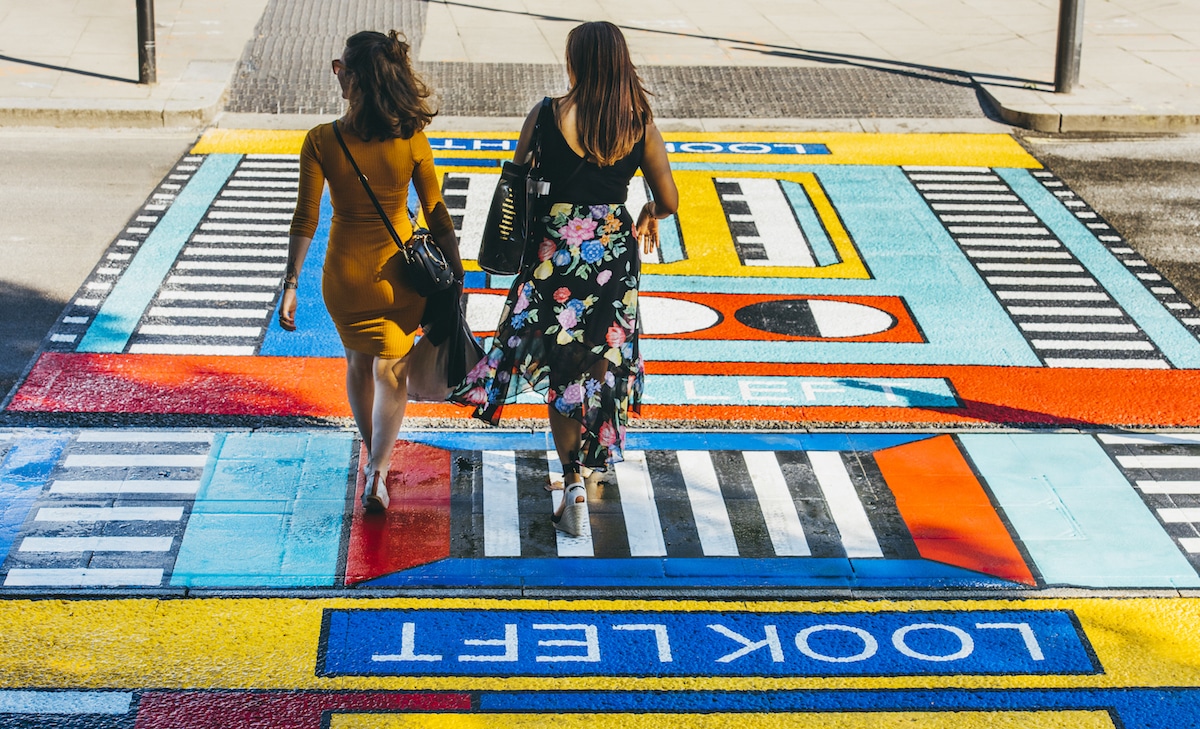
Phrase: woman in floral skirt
[{"left": 450, "top": 21, "right": 678, "bottom": 537}]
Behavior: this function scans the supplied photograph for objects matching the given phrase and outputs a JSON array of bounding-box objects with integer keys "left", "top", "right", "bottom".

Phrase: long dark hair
[
  {"left": 341, "top": 30, "right": 436, "bottom": 141},
  {"left": 560, "top": 21, "right": 653, "bottom": 167}
]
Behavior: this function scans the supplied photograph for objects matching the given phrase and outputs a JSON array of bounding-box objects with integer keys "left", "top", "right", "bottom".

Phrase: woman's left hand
[{"left": 636, "top": 202, "right": 659, "bottom": 255}]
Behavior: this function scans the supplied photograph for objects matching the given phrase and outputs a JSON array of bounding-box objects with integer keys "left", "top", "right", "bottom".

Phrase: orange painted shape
[
  {"left": 344, "top": 441, "right": 451, "bottom": 585},
  {"left": 874, "top": 435, "right": 1035, "bottom": 585}
]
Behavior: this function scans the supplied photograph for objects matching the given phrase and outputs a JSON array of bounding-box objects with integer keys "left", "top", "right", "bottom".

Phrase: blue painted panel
[
  {"left": 0, "top": 433, "right": 69, "bottom": 565},
  {"left": 656, "top": 214, "right": 684, "bottom": 263},
  {"left": 172, "top": 432, "right": 351, "bottom": 587},
  {"left": 399, "top": 430, "right": 934, "bottom": 453},
  {"left": 999, "top": 167, "right": 1200, "bottom": 368},
  {"left": 79, "top": 154, "right": 241, "bottom": 353},
  {"left": 320, "top": 608, "right": 1091, "bottom": 677},
  {"left": 959, "top": 433, "right": 1200, "bottom": 588},
  {"left": 781, "top": 180, "right": 838, "bottom": 267},
  {"left": 0, "top": 690, "right": 133, "bottom": 714},
  {"left": 261, "top": 190, "right": 343, "bottom": 357}
]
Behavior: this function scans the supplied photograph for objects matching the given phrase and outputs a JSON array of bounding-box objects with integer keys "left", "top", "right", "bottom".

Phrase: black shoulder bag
[{"left": 332, "top": 120, "right": 455, "bottom": 297}]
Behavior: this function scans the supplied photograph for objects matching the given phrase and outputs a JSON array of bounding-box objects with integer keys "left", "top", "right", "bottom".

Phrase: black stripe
[
  {"left": 645, "top": 451, "right": 704, "bottom": 558},
  {"left": 709, "top": 450, "right": 774, "bottom": 558},
  {"left": 586, "top": 469, "right": 631, "bottom": 559},
  {"left": 773, "top": 451, "right": 844, "bottom": 559},
  {"left": 515, "top": 451, "right": 557, "bottom": 558},
  {"left": 449, "top": 449, "right": 483, "bottom": 558},
  {"left": 846, "top": 452, "right": 919, "bottom": 560}
]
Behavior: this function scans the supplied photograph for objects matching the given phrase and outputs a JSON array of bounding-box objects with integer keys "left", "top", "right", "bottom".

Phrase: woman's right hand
[{"left": 279, "top": 289, "right": 298, "bottom": 331}]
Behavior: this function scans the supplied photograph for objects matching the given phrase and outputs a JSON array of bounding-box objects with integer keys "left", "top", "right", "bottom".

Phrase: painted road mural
[{"left": 3, "top": 132, "right": 1200, "bottom": 726}]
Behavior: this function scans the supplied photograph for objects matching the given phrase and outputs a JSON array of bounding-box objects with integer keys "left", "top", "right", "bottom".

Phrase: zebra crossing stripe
[
  {"left": 1099, "top": 434, "right": 1200, "bottom": 445},
  {"left": 677, "top": 451, "right": 739, "bottom": 556},
  {"left": 809, "top": 452, "right": 884, "bottom": 558},
  {"left": 743, "top": 451, "right": 810, "bottom": 557},
  {"left": 3, "top": 568, "right": 164, "bottom": 587},
  {"left": 716, "top": 178, "right": 816, "bottom": 267},
  {"left": 35, "top": 506, "right": 184, "bottom": 522},
  {"left": 1117, "top": 455, "right": 1200, "bottom": 469},
  {"left": 1136, "top": 481, "right": 1200, "bottom": 494},
  {"left": 49, "top": 479, "right": 200, "bottom": 495},
  {"left": 482, "top": 451, "right": 521, "bottom": 557},
  {"left": 19, "top": 536, "right": 173, "bottom": 552},
  {"left": 614, "top": 452, "right": 668, "bottom": 557}
]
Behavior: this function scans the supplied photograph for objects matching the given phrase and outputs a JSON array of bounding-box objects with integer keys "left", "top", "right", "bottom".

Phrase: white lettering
[
  {"left": 684, "top": 379, "right": 733, "bottom": 402},
  {"left": 533, "top": 623, "right": 600, "bottom": 663},
  {"left": 773, "top": 143, "right": 809, "bottom": 154},
  {"left": 664, "top": 142, "right": 677, "bottom": 153},
  {"left": 892, "top": 623, "right": 974, "bottom": 662},
  {"left": 458, "top": 623, "right": 518, "bottom": 662},
  {"left": 430, "top": 138, "right": 468, "bottom": 150},
  {"left": 371, "top": 622, "right": 443, "bottom": 662},
  {"left": 801, "top": 380, "right": 845, "bottom": 402},
  {"left": 795, "top": 624, "right": 878, "bottom": 663},
  {"left": 739, "top": 380, "right": 792, "bottom": 403},
  {"left": 472, "top": 139, "right": 510, "bottom": 151},
  {"left": 709, "top": 624, "right": 784, "bottom": 663},
  {"left": 613, "top": 624, "right": 673, "bottom": 663},
  {"left": 728, "top": 143, "right": 772, "bottom": 154},
  {"left": 975, "top": 622, "right": 1044, "bottom": 661},
  {"left": 679, "top": 142, "right": 723, "bottom": 154}
]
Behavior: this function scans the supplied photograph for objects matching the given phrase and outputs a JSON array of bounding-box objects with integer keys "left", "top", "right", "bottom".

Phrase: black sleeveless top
[{"left": 537, "top": 99, "right": 645, "bottom": 204}]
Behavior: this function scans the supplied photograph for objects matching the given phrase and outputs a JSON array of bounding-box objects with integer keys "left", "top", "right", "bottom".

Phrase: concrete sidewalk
[{"left": 0, "top": 0, "right": 1197, "bottom": 130}]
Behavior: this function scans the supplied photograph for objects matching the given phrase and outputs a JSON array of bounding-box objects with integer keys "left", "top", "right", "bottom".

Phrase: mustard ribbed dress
[{"left": 289, "top": 123, "right": 455, "bottom": 359}]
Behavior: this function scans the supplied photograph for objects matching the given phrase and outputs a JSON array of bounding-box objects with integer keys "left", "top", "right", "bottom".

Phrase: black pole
[
  {"left": 136, "top": 0, "right": 156, "bottom": 84},
  {"left": 1055, "top": 0, "right": 1085, "bottom": 93}
]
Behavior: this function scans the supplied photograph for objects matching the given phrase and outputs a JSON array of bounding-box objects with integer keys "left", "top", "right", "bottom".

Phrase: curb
[
  {"left": 976, "top": 81, "right": 1200, "bottom": 134},
  {"left": 0, "top": 98, "right": 222, "bottom": 129}
]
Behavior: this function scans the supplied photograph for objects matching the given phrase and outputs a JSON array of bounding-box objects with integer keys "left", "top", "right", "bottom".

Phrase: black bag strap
[{"left": 332, "top": 120, "right": 417, "bottom": 254}]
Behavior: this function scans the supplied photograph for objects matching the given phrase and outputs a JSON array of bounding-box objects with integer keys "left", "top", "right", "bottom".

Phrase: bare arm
[
  {"left": 635, "top": 123, "right": 679, "bottom": 254},
  {"left": 281, "top": 129, "right": 325, "bottom": 331},
  {"left": 411, "top": 133, "right": 465, "bottom": 280}
]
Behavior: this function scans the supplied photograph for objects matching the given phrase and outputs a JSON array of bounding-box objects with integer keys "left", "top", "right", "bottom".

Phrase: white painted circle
[
  {"left": 795, "top": 624, "right": 879, "bottom": 663},
  {"left": 807, "top": 299, "right": 897, "bottom": 338},
  {"left": 641, "top": 296, "right": 721, "bottom": 335}
]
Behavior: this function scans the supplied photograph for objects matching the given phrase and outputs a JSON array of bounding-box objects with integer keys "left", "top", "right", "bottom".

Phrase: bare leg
[
  {"left": 367, "top": 356, "right": 409, "bottom": 476},
  {"left": 549, "top": 405, "right": 585, "bottom": 519},
  {"left": 345, "top": 348, "right": 376, "bottom": 463}
]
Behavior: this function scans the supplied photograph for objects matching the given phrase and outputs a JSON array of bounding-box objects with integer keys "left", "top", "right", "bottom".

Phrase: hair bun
[{"left": 385, "top": 30, "right": 409, "bottom": 61}]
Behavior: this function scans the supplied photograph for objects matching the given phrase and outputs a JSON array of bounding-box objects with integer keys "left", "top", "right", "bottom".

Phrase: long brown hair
[
  {"left": 560, "top": 22, "right": 653, "bottom": 167},
  {"left": 341, "top": 30, "right": 436, "bottom": 141}
]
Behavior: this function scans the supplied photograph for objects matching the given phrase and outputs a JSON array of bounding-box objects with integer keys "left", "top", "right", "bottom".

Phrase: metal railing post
[
  {"left": 136, "top": 0, "right": 156, "bottom": 84},
  {"left": 1055, "top": 0, "right": 1085, "bottom": 93}
]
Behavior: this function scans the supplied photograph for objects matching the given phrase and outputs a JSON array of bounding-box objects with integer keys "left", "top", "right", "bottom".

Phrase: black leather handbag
[
  {"left": 332, "top": 120, "right": 456, "bottom": 297},
  {"left": 478, "top": 98, "right": 553, "bottom": 275}
]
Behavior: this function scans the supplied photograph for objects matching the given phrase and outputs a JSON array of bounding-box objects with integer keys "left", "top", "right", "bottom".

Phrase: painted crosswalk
[
  {"left": 0, "top": 431, "right": 210, "bottom": 587},
  {"left": 905, "top": 166, "right": 1169, "bottom": 368},
  {"left": 715, "top": 177, "right": 821, "bottom": 267},
  {"left": 449, "top": 448, "right": 914, "bottom": 560}
]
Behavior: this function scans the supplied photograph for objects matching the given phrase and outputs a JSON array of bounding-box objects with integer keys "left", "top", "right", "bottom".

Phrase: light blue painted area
[
  {"left": 959, "top": 433, "right": 1200, "bottom": 588},
  {"left": 261, "top": 189, "right": 342, "bottom": 357},
  {"left": 0, "top": 433, "right": 69, "bottom": 566},
  {"left": 0, "top": 690, "right": 132, "bottom": 714},
  {"left": 642, "top": 375, "right": 956, "bottom": 407},
  {"left": 78, "top": 154, "right": 242, "bottom": 353},
  {"left": 172, "top": 431, "right": 352, "bottom": 587},
  {"left": 401, "top": 429, "right": 934, "bottom": 453},
  {"left": 781, "top": 180, "right": 838, "bottom": 267},
  {"left": 657, "top": 214, "right": 685, "bottom": 263},
  {"left": 999, "top": 167, "right": 1200, "bottom": 368}
]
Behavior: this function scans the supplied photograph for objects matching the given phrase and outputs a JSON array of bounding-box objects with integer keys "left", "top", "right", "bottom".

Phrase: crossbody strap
[{"left": 332, "top": 120, "right": 415, "bottom": 251}]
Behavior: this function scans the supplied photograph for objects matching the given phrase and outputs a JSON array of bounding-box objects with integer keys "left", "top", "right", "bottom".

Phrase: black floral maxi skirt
[{"left": 450, "top": 202, "right": 645, "bottom": 469}]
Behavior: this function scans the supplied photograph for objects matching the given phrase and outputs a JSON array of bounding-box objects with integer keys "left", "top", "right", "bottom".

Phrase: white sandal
[
  {"left": 362, "top": 468, "right": 390, "bottom": 511},
  {"left": 553, "top": 481, "right": 588, "bottom": 537}
]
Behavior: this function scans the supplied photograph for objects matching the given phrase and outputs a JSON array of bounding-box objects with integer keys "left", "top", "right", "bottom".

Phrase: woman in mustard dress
[{"left": 281, "top": 30, "right": 464, "bottom": 511}]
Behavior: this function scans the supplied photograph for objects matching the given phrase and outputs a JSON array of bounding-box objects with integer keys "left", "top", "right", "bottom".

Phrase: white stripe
[
  {"left": 148, "top": 307, "right": 269, "bottom": 319},
  {"left": 200, "top": 223, "right": 290, "bottom": 233},
  {"left": 240, "top": 161, "right": 299, "bottom": 169},
  {"left": 1043, "top": 181, "right": 1064, "bottom": 187},
  {"left": 234, "top": 171, "right": 299, "bottom": 179},
  {"left": 950, "top": 226, "right": 1051, "bottom": 236},
  {"left": 1020, "top": 322, "right": 1138, "bottom": 333},
  {"left": 117, "top": 239, "right": 140, "bottom": 246},
  {"left": 1117, "top": 455, "right": 1200, "bottom": 470},
  {"left": 1184, "top": 317, "right": 1200, "bottom": 325},
  {"left": 96, "top": 267, "right": 123, "bottom": 276},
  {"left": 728, "top": 214, "right": 754, "bottom": 222},
  {"left": 1136, "top": 481, "right": 1200, "bottom": 494},
  {"left": 64, "top": 453, "right": 208, "bottom": 467},
  {"left": 219, "top": 189, "right": 297, "bottom": 198},
  {"left": 214, "top": 200, "right": 296, "bottom": 208},
  {"left": 87, "top": 282, "right": 112, "bottom": 290},
  {"left": 128, "top": 344, "right": 257, "bottom": 355},
  {"left": 720, "top": 178, "right": 816, "bottom": 267},
  {"left": 1064, "top": 200, "right": 1085, "bottom": 207},
  {"left": 808, "top": 451, "right": 884, "bottom": 558},
  {"left": 987, "top": 277, "right": 1097, "bottom": 287},
  {"left": 36, "top": 506, "right": 184, "bottom": 522},
  {"left": 1180, "top": 537, "right": 1200, "bottom": 553},
  {"left": 931, "top": 204, "right": 1029, "bottom": 212},
  {"left": 1158, "top": 508, "right": 1200, "bottom": 523},
  {"left": 76, "top": 431, "right": 211, "bottom": 443},
  {"left": 482, "top": 451, "right": 521, "bottom": 556},
  {"left": 1151, "top": 287, "right": 1177, "bottom": 295},
  {"left": 135, "top": 215, "right": 158, "bottom": 223},
  {"left": 1009, "top": 306, "right": 1122, "bottom": 317},
  {"left": 1087, "top": 223, "right": 1110, "bottom": 229},
  {"left": 20, "top": 536, "right": 173, "bottom": 552},
  {"left": 175, "top": 261, "right": 285, "bottom": 271},
  {"left": 1100, "top": 433, "right": 1200, "bottom": 445},
  {"left": 1043, "top": 358, "right": 1168, "bottom": 368},
  {"left": 191, "top": 235, "right": 288, "bottom": 245},
  {"left": 156, "top": 291, "right": 276, "bottom": 302},
  {"left": 50, "top": 479, "right": 200, "bottom": 494},
  {"left": 107, "top": 252, "right": 132, "bottom": 261},
  {"left": 166, "top": 275, "right": 279, "bottom": 286},
  {"left": 614, "top": 451, "right": 668, "bottom": 557},
  {"left": 997, "top": 291, "right": 1110, "bottom": 301},
  {"left": 978, "top": 263, "right": 1084, "bottom": 272},
  {"left": 1168, "top": 303, "right": 1192, "bottom": 310},
  {"left": 1031, "top": 340, "right": 1153, "bottom": 351},
  {"left": 1075, "top": 212, "right": 1098, "bottom": 219},
  {"left": 904, "top": 165, "right": 992, "bottom": 173},
  {"left": 909, "top": 174, "right": 1001, "bottom": 182},
  {"left": 1098, "top": 235, "right": 1122, "bottom": 241},
  {"left": 183, "top": 248, "right": 288, "bottom": 258},
  {"left": 62, "top": 316, "right": 87, "bottom": 323},
  {"left": 139, "top": 324, "right": 261, "bottom": 337},
  {"left": 676, "top": 451, "right": 739, "bottom": 556},
  {"left": 208, "top": 211, "right": 293, "bottom": 220},
  {"left": 545, "top": 451, "right": 593, "bottom": 557},
  {"left": 50, "top": 334, "right": 76, "bottom": 343},
  {"left": 74, "top": 298, "right": 101, "bottom": 307},
  {"left": 961, "top": 239, "right": 1061, "bottom": 248},
  {"left": 1138, "top": 273, "right": 1164, "bottom": 281},
  {"left": 966, "top": 250, "right": 1072, "bottom": 259},
  {"left": 916, "top": 184, "right": 1009, "bottom": 192},
  {"left": 741, "top": 451, "right": 810, "bottom": 557},
  {"left": 924, "top": 193, "right": 1018, "bottom": 201},
  {"left": 4, "top": 568, "right": 163, "bottom": 587},
  {"left": 225, "top": 180, "right": 297, "bottom": 188},
  {"left": 942, "top": 214, "right": 1039, "bottom": 224},
  {"left": 441, "top": 173, "right": 496, "bottom": 262}
]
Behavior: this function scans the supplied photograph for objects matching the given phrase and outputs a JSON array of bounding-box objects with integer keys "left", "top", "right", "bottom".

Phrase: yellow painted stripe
[
  {"left": 190, "top": 130, "right": 1039, "bottom": 168},
  {"left": 1, "top": 598, "right": 1198, "bottom": 691},
  {"left": 330, "top": 710, "right": 1115, "bottom": 729}
]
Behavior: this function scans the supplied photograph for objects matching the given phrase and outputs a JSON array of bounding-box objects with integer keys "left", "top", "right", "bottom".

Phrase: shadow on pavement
[
  {"left": 0, "top": 53, "right": 138, "bottom": 85},
  {"left": 0, "top": 280, "right": 65, "bottom": 407}
]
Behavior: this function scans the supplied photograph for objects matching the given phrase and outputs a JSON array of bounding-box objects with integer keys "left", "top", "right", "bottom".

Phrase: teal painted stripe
[
  {"left": 657, "top": 215, "right": 684, "bottom": 263},
  {"left": 959, "top": 433, "right": 1200, "bottom": 588},
  {"left": 171, "top": 431, "right": 352, "bottom": 587},
  {"left": 999, "top": 167, "right": 1200, "bottom": 368},
  {"left": 78, "top": 154, "right": 242, "bottom": 353},
  {"left": 780, "top": 180, "right": 838, "bottom": 267}
]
